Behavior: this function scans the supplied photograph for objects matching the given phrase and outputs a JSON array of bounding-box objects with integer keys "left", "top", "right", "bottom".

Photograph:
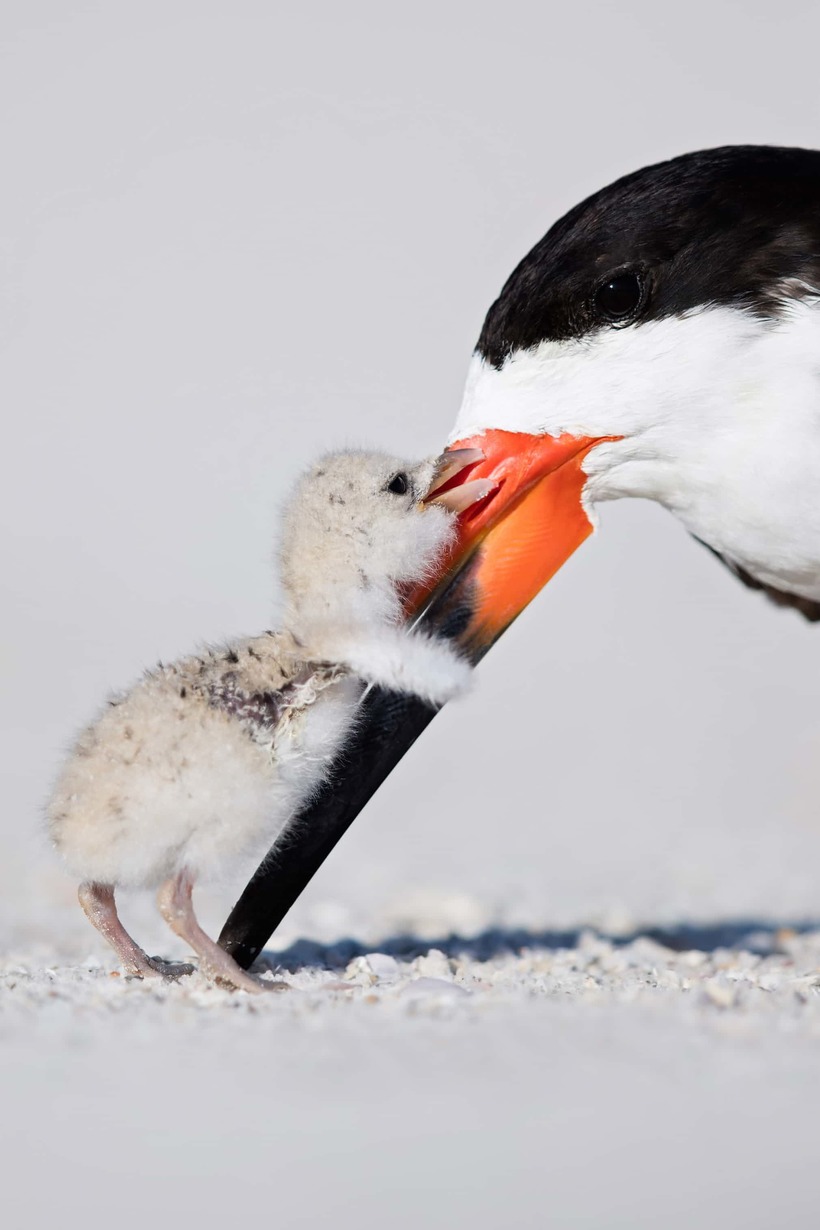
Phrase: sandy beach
[{"left": 4, "top": 862, "right": 820, "bottom": 1228}]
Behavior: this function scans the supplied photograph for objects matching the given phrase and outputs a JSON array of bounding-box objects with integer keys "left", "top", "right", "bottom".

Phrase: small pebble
[
  {"left": 702, "top": 978, "right": 736, "bottom": 1009},
  {"left": 364, "top": 953, "right": 401, "bottom": 982},
  {"left": 413, "top": 949, "right": 452, "bottom": 980}
]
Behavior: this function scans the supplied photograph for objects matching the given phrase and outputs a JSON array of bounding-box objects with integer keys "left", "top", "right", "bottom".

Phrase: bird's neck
[{"left": 286, "top": 582, "right": 402, "bottom": 664}]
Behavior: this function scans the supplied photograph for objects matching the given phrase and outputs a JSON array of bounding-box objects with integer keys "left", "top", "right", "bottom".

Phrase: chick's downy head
[{"left": 280, "top": 451, "right": 454, "bottom": 638}]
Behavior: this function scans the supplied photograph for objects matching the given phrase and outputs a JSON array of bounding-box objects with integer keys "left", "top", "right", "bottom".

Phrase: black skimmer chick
[
  {"left": 219, "top": 145, "right": 820, "bottom": 968},
  {"left": 48, "top": 449, "right": 484, "bottom": 992}
]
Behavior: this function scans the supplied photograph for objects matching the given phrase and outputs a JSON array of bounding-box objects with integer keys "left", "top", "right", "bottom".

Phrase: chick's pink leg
[
  {"left": 78, "top": 882, "right": 194, "bottom": 979},
  {"left": 156, "top": 869, "right": 286, "bottom": 994}
]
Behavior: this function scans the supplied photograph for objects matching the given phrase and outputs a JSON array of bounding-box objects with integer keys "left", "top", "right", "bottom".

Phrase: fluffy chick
[{"left": 48, "top": 451, "right": 472, "bottom": 993}]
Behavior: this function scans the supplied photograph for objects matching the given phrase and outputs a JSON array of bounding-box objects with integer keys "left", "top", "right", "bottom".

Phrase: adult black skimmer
[{"left": 220, "top": 145, "right": 820, "bottom": 967}]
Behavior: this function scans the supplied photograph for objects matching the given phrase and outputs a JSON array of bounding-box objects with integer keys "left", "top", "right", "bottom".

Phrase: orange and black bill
[
  {"left": 219, "top": 430, "right": 604, "bottom": 968},
  {"left": 419, "top": 428, "right": 607, "bottom": 658}
]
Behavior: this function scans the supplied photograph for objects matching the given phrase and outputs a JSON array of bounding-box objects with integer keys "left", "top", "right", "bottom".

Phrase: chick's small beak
[
  {"left": 413, "top": 429, "right": 614, "bottom": 658},
  {"left": 425, "top": 447, "right": 485, "bottom": 493},
  {"left": 423, "top": 448, "right": 496, "bottom": 514}
]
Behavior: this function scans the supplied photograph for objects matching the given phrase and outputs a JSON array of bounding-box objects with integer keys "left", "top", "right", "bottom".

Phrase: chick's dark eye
[
  {"left": 594, "top": 272, "right": 644, "bottom": 324},
  {"left": 386, "top": 472, "right": 409, "bottom": 495}
]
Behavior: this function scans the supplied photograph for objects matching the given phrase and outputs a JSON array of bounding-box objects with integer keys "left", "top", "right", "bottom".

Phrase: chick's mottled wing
[{"left": 179, "top": 631, "right": 307, "bottom": 732}]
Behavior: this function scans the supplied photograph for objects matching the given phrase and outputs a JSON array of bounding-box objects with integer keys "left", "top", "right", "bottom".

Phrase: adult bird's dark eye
[
  {"left": 386, "top": 472, "right": 409, "bottom": 495},
  {"left": 595, "top": 273, "right": 643, "bottom": 323}
]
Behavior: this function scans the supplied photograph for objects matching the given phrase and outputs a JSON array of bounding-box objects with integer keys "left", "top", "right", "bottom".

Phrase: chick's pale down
[{"left": 48, "top": 450, "right": 473, "bottom": 993}]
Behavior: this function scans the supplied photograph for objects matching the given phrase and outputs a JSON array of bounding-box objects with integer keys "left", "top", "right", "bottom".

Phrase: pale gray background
[{"left": 3, "top": 3, "right": 820, "bottom": 1227}]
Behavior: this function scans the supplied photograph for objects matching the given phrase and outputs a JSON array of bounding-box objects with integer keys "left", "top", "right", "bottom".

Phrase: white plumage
[
  {"left": 453, "top": 298, "right": 820, "bottom": 602},
  {"left": 48, "top": 450, "right": 471, "bottom": 992}
]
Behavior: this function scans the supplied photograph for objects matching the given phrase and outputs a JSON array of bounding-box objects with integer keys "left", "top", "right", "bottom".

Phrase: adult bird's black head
[
  {"left": 442, "top": 143, "right": 820, "bottom": 643},
  {"left": 220, "top": 145, "right": 820, "bottom": 967}
]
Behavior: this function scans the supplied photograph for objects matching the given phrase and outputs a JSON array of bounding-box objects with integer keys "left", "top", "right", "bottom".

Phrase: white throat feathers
[{"left": 280, "top": 450, "right": 471, "bottom": 704}]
